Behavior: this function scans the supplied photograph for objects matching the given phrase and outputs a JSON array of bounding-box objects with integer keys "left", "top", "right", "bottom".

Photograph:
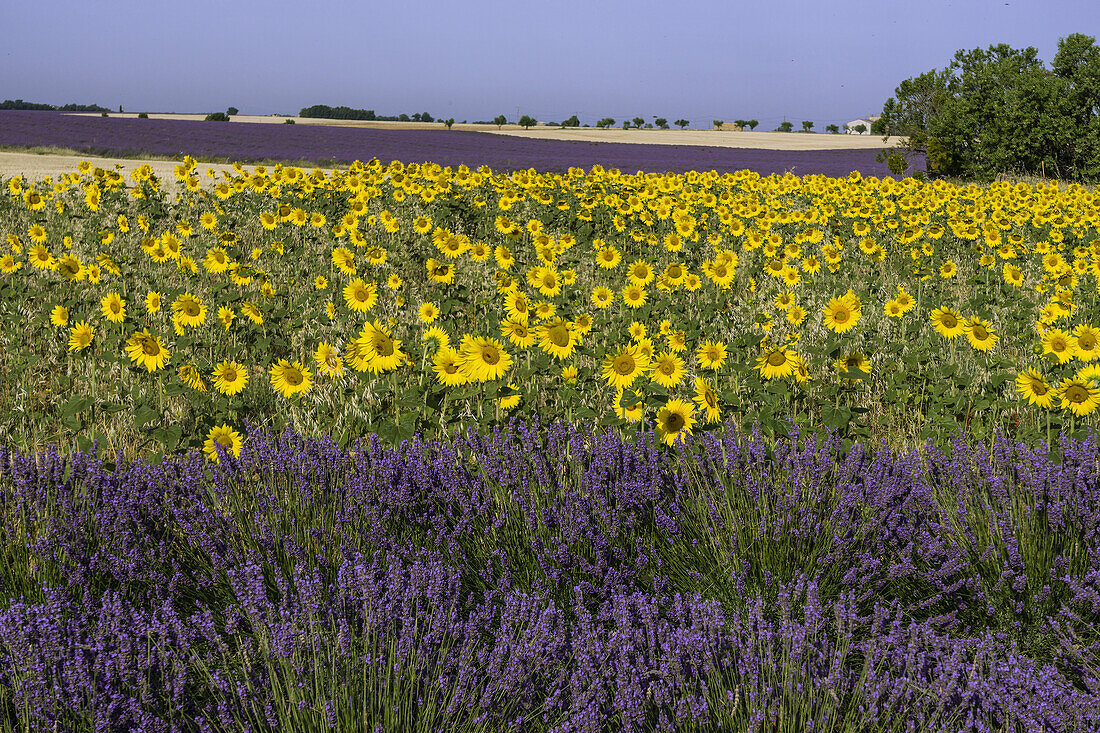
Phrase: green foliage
[
  {"left": 747, "top": 119, "right": 759, "bottom": 130},
  {"left": 777, "top": 121, "right": 793, "bottom": 132},
  {"left": 562, "top": 114, "right": 579, "bottom": 127},
  {"left": 444, "top": 118, "right": 455, "bottom": 129},
  {"left": 674, "top": 119, "right": 689, "bottom": 129},
  {"left": 882, "top": 33, "right": 1100, "bottom": 181},
  {"left": 137, "top": 113, "right": 148, "bottom": 119},
  {"left": 825, "top": 123, "right": 839, "bottom": 133},
  {"left": 632, "top": 116, "right": 645, "bottom": 128},
  {"left": 596, "top": 117, "right": 615, "bottom": 129},
  {"left": 713, "top": 120, "right": 724, "bottom": 130},
  {"left": 226, "top": 107, "right": 238, "bottom": 116},
  {"left": 493, "top": 114, "right": 507, "bottom": 128},
  {"left": 518, "top": 115, "right": 536, "bottom": 129},
  {"left": 654, "top": 117, "right": 669, "bottom": 129},
  {"left": 204, "top": 113, "right": 230, "bottom": 122},
  {"left": 802, "top": 120, "right": 814, "bottom": 132}
]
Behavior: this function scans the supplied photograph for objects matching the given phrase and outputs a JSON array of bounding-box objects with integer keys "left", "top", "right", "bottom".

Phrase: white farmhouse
[{"left": 846, "top": 115, "right": 880, "bottom": 134}]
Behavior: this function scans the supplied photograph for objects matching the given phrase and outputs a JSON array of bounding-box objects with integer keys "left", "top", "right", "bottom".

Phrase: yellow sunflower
[
  {"left": 125, "top": 330, "right": 170, "bottom": 372},
  {"left": 350, "top": 320, "right": 406, "bottom": 374},
  {"left": 432, "top": 346, "right": 469, "bottom": 387},
  {"left": 930, "top": 307, "right": 965, "bottom": 340},
  {"left": 269, "top": 359, "right": 313, "bottom": 399},
  {"left": 693, "top": 378, "right": 722, "bottom": 423},
  {"left": 50, "top": 305, "right": 69, "bottom": 327},
  {"left": 696, "top": 340, "right": 727, "bottom": 370},
  {"left": 756, "top": 345, "right": 797, "bottom": 380},
  {"left": 650, "top": 351, "right": 686, "bottom": 388},
  {"left": 1055, "top": 377, "right": 1100, "bottom": 417},
  {"left": 592, "top": 286, "right": 614, "bottom": 309},
  {"left": 1073, "top": 325, "right": 1099, "bottom": 362},
  {"left": 204, "top": 424, "right": 243, "bottom": 464},
  {"left": 1042, "top": 328, "right": 1076, "bottom": 364},
  {"left": 964, "top": 318, "right": 998, "bottom": 352},
  {"left": 656, "top": 398, "right": 696, "bottom": 446},
  {"left": 622, "top": 285, "right": 647, "bottom": 309},
  {"left": 536, "top": 318, "right": 577, "bottom": 360},
  {"left": 67, "top": 321, "right": 94, "bottom": 352},
  {"left": 314, "top": 342, "right": 345, "bottom": 378},
  {"left": 459, "top": 335, "right": 513, "bottom": 382},
  {"left": 100, "top": 293, "right": 126, "bottom": 323},
  {"left": 343, "top": 278, "right": 378, "bottom": 312},
  {"left": 1015, "top": 368, "right": 1054, "bottom": 409},
  {"left": 602, "top": 344, "right": 649, "bottom": 390},
  {"left": 211, "top": 360, "right": 249, "bottom": 396},
  {"left": 823, "top": 295, "right": 860, "bottom": 334},
  {"left": 172, "top": 293, "right": 207, "bottom": 328}
]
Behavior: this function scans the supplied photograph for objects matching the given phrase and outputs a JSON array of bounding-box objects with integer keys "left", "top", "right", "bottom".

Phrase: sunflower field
[
  {"left": 1, "top": 157, "right": 1098, "bottom": 461},
  {"left": 4, "top": 157, "right": 1100, "bottom": 731}
]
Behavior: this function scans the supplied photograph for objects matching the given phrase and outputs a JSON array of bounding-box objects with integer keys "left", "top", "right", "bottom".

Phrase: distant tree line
[
  {"left": 881, "top": 33, "right": 1100, "bottom": 181},
  {"left": 299, "top": 105, "right": 438, "bottom": 122},
  {"left": 1, "top": 99, "right": 110, "bottom": 112}
]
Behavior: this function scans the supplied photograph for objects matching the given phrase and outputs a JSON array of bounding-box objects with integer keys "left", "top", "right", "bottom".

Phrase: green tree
[
  {"left": 801, "top": 120, "right": 814, "bottom": 132},
  {"left": 733, "top": 119, "right": 749, "bottom": 130},
  {"left": 852, "top": 123, "right": 867, "bottom": 134},
  {"left": 825, "top": 123, "right": 839, "bottom": 133},
  {"left": 675, "top": 119, "right": 689, "bottom": 129},
  {"left": 870, "top": 118, "right": 887, "bottom": 135},
  {"left": 596, "top": 117, "right": 615, "bottom": 129},
  {"left": 655, "top": 117, "right": 669, "bottom": 129},
  {"left": 713, "top": 120, "right": 724, "bottom": 129},
  {"left": 563, "top": 114, "right": 580, "bottom": 127},
  {"left": 493, "top": 115, "right": 507, "bottom": 129},
  {"left": 747, "top": 119, "right": 759, "bottom": 130},
  {"left": 633, "top": 117, "right": 645, "bottom": 128},
  {"left": 226, "top": 107, "right": 238, "bottom": 116},
  {"left": 777, "top": 121, "right": 793, "bottom": 132},
  {"left": 518, "top": 115, "right": 536, "bottom": 129},
  {"left": 444, "top": 118, "right": 455, "bottom": 129}
]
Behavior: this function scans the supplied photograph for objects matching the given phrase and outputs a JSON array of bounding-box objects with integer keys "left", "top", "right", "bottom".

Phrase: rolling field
[
  {"left": 0, "top": 111, "right": 923, "bottom": 178},
  {"left": 1, "top": 154, "right": 1099, "bottom": 731}
]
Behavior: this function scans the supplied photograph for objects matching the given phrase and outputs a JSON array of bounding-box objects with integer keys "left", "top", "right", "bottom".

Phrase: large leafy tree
[{"left": 881, "top": 35, "right": 1100, "bottom": 181}]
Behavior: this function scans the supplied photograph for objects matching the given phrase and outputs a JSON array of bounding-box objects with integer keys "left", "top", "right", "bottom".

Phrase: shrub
[
  {"left": 137, "top": 113, "right": 148, "bottom": 119},
  {"left": 204, "top": 112, "right": 230, "bottom": 122}
]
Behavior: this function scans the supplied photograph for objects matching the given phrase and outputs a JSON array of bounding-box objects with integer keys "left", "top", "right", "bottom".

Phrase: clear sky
[{"left": 2, "top": 0, "right": 1097, "bottom": 129}]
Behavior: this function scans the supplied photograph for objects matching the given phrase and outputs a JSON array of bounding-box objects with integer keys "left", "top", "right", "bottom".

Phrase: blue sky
[{"left": 2, "top": 0, "right": 1097, "bottom": 129}]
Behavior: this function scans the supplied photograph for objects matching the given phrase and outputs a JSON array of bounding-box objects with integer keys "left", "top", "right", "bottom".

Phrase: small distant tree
[
  {"left": 871, "top": 118, "right": 887, "bottom": 135},
  {"left": 644, "top": 123, "right": 653, "bottom": 129},
  {"left": 632, "top": 117, "right": 645, "bottom": 128},
  {"left": 444, "top": 118, "right": 455, "bottom": 129},
  {"left": 518, "top": 115, "right": 536, "bottom": 129},
  {"left": 655, "top": 117, "right": 669, "bottom": 129},
  {"left": 713, "top": 120, "right": 724, "bottom": 129},
  {"left": 226, "top": 106, "right": 239, "bottom": 116},
  {"left": 118, "top": 105, "right": 123, "bottom": 113},
  {"left": 284, "top": 119, "right": 295, "bottom": 124},
  {"left": 622, "top": 120, "right": 631, "bottom": 129},
  {"left": 563, "top": 114, "right": 579, "bottom": 127},
  {"left": 421, "top": 113, "right": 434, "bottom": 122},
  {"left": 411, "top": 113, "right": 423, "bottom": 122},
  {"left": 398, "top": 113, "right": 410, "bottom": 122},
  {"left": 802, "top": 120, "right": 814, "bottom": 132},
  {"left": 747, "top": 119, "right": 759, "bottom": 130},
  {"left": 825, "top": 123, "right": 839, "bottom": 133},
  {"left": 675, "top": 119, "right": 689, "bottom": 129},
  {"left": 853, "top": 123, "right": 867, "bottom": 134},
  {"left": 205, "top": 112, "right": 229, "bottom": 121},
  {"left": 493, "top": 115, "right": 507, "bottom": 128},
  {"left": 777, "top": 121, "right": 793, "bottom": 132},
  {"left": 733, "top": 119, "right": 748, "bottom": 130},
  {"left": 596, "top": 118, "right": 615, "bottom": 129},
  {"left": 137, "top": 112, "right": 149, "bottom": 119}
]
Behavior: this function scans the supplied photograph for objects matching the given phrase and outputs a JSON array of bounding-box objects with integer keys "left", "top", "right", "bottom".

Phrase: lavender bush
[{"left": 1, "top": 421, "right": 1097, "bottom": 731}]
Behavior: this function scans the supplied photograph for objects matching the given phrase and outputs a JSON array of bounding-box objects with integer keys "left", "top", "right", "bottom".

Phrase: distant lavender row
[
  {"left": 0, "top": 111, "right": 924, "bottom": 177},
  {"left": 1, "top": 422, "right": 1095, "bottom": 731}
]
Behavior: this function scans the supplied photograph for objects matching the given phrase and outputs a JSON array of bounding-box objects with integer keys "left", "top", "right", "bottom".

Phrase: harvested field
[{"left": 0, "top": 111, "right": 923, "bottom": 177}]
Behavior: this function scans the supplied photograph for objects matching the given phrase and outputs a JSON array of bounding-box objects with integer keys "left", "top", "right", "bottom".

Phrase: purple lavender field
[
  {"left": 1, "top": 421, "right": 1097, "bottom": 732},
  {"left": 0, "top": 111, "right": 924, "bottom": 177}
]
